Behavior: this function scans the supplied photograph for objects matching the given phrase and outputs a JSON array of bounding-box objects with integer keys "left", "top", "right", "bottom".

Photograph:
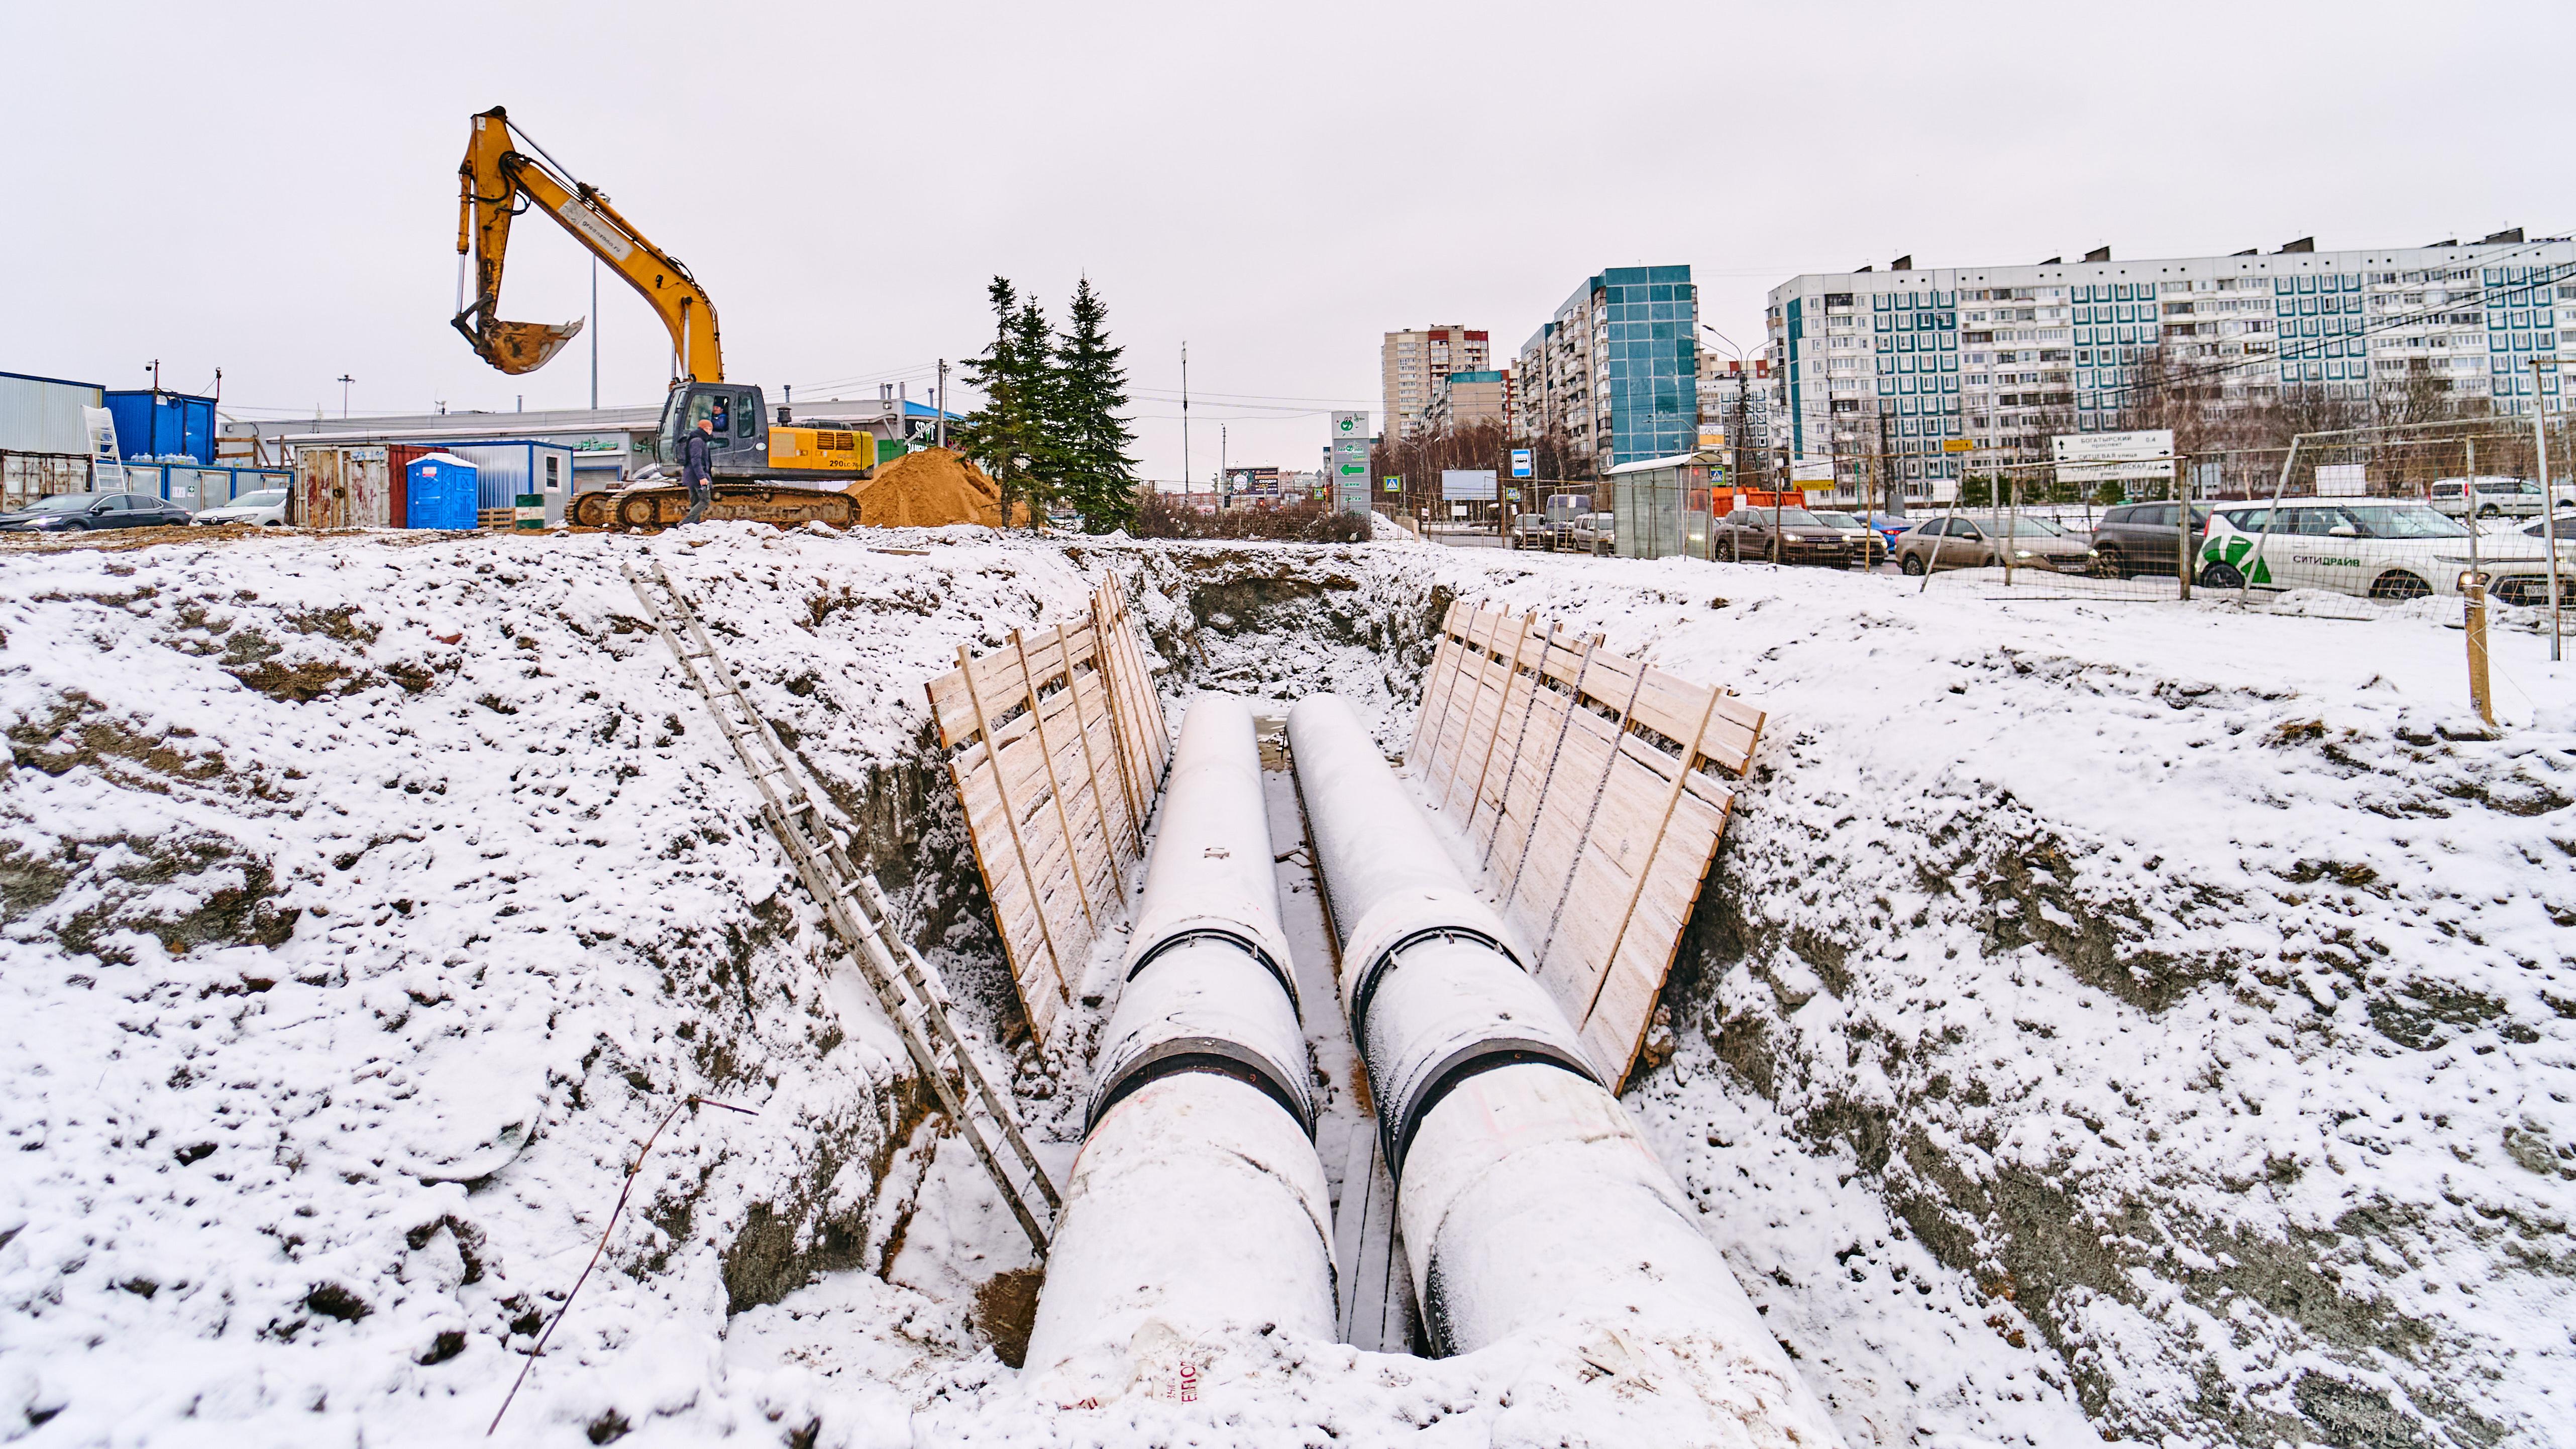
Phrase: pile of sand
[{"left": 844, "top": 447, "right": 1029, "bottom": 528}]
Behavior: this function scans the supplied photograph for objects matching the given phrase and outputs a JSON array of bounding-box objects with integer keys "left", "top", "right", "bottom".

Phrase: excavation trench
[
  {"left": 827, "top": 546, "right": 2525, "bottom": 1449},
  {"left": 10, "top": 529, "right": 2536, "bottom": 1446}
]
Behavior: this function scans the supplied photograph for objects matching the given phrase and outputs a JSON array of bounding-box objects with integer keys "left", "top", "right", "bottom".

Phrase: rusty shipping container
[{"left": 293, "top": 444, "right": 392, "bottom": 527}]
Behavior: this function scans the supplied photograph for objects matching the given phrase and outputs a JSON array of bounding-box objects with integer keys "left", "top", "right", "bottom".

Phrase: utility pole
[
  {"left": 147, "top": 359, "right": 161, "bottom": 394},
  {"left": 590, "top": 255, "right": 599, "bottom": 409},
  {"left": 338, "top": 375, "right": 356, "bottom": 418},
  {"left": 936, "top": 359, "right": 948, "bottom": 449},
  {"left": 1180, "top": 342, "right": 1191, "bottom": 503}
]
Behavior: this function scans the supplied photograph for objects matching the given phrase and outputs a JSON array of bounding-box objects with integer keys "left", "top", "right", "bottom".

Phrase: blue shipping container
[
  {"left": 101, "top": 390, "right": 217, "bottom": 464},
  {"left": 405, "top": 453, "right": 479, "bottom": 529}
]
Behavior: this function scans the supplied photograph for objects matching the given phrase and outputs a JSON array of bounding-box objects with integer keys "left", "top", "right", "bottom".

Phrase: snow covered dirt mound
[{"left": 0, "top": 524, "right": 1124, "bottom": 1444}]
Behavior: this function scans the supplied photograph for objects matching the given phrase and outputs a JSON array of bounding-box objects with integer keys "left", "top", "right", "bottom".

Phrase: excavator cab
[{"left": 656, "top": 382, "right": 769, "bottom": 477}]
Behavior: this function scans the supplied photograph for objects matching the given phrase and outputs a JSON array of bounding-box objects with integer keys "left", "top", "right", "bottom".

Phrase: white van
[{"left": 2430, "top": 476, "right": 2573, "bottom": 519}]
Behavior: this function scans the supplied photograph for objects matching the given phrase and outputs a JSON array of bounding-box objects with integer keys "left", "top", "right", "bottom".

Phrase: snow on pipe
[
  {"left": 1020, "top": 695, "right": 1336, "bottom": 1388},
  {"left": 1288, "top": 694, "right": 1844, "bottom": 1438}
]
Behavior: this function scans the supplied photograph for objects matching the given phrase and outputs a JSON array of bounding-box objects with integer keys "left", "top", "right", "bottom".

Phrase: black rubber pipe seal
[
  {"left": 1384, "top": 1039, "right": 1600, "bottom": 1182},
  {"left": 1346, "top": 925, "right": 1522, "bottom": 1049},
  {"left": 1086, "top": 1034, "right": 1315, "bottom": 1139},
  {"left": 1127, "top": 927, "right": 1301, "bottom": 1023}
]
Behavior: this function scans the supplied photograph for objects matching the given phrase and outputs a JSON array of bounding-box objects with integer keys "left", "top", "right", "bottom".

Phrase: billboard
[
  {"left": 1789, "top": 457, "right": 1836, "bottom": 484},
  {"left": 2315, "top": 464, "right": 2368, "bottom": 496},
  {"left": 1440, "top": 469, "right": 1498, "bottom": 501}
]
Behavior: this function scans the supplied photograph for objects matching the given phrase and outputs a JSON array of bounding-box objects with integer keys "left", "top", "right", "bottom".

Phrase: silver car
[
  {"left": 191, "top": 487, "right": 292, "bottom": 526},
  {"left": 1896, "top": 513, "right": 2099, "bottom": 575}
]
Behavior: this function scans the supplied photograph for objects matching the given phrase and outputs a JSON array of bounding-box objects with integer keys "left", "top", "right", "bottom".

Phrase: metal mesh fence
[{"left": 1891, "top": 419, "right": 2575, "bottom": 622}]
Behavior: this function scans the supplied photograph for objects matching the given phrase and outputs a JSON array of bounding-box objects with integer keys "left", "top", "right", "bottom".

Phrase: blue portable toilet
[{"left": 406, "top": 453, "right": 479, "bottom": 529}]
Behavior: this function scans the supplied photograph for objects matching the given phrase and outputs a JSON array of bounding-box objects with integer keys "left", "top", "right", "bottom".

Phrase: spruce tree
[
  {"left": 954, "top": 277, "right": 1027, "bottom": 525},
  {"left": 1007, "top": 296, "right": 1063, "bottom": 527},
  {"left": 1053, "top": 276, "right": 1140, "bottom": 533}
]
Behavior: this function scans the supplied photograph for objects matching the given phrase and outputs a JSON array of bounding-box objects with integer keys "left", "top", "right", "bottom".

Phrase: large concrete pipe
[
  {"left": 1288, "top": 694, "right": 1842, "bottom": 1439},
  {"left": 1019, "top": 695, "right": 1336, "bottom": 1391}
]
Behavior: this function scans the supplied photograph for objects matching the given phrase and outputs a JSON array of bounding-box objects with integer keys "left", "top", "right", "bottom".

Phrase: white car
[
  {"left": 1569, "top": 511, "right": 1616, "bottom": 554},
  {"left": 191, "top": 488, "right": 291, "bottom": 526},
  {"left": 2429, "top": 476, "right": 2575, "bottom": 519},
  {"left": 2199, "top": 500, "right": 2560, "bottom": 607}
]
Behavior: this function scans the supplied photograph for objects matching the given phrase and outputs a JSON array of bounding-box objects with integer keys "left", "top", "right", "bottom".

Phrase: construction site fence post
[
  {"left": 2176, "top": 456, "right": 2193, "bottom": 602},
  {"left": 2240, "top": 433, "right": 2305, "bottom": 606},
  {"left": 2465, "top": 574, "right": 2495, "bottom": 727},
  {"left": 2533, "top": 357, "right": 2563, "bottom": 664}
]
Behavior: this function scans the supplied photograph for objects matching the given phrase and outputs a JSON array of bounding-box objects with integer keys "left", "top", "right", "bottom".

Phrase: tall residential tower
[{"left": 1381, "top": 326, "right": 1489, "bottom": 441}]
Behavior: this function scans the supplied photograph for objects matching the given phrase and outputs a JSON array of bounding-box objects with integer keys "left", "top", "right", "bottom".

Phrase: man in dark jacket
[{"left": 678, "top": 416, "right": 716, "bottom": 524}]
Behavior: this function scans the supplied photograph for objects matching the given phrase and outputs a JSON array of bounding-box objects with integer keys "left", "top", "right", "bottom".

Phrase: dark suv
[
  {"left": 2088, "top": 502, "right": 2209, "bottom": 577},
  {"left": 0, "top": 491, "right": 196, "bottom": 533}
]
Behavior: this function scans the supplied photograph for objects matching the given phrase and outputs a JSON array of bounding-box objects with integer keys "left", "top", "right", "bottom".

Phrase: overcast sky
[{"left": 11, "top": 0, "right": 2571, "bottom": 485}]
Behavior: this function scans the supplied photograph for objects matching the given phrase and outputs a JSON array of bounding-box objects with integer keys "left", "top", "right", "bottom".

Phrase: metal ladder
[{"left": 621, "top": 557, "right": 1060, "bottom": 1254}]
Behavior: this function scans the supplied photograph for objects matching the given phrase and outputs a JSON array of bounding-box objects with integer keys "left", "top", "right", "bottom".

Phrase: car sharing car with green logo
[{"left": 2199, "top": 501, "right": 2560, "bottom": 606}]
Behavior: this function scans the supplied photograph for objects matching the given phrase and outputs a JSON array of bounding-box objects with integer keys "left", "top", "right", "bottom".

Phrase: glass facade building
[
  {"left": 1517, "top": 264, "right": 1700, "bottom": 470},
  {"left": 1601, "top": 266, "right": 1700, "bottom": 464}
]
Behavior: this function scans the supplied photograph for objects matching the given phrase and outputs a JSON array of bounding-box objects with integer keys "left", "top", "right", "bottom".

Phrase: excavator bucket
[{"left": 467, "top": 316, "right": 585, "bottom": 376}]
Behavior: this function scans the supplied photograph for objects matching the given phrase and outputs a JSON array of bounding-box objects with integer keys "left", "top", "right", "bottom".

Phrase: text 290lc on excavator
[{"left": 455, "top": 106, "right": 865, "bottom": 530}]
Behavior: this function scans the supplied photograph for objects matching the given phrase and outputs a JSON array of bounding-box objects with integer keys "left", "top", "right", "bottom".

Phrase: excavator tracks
[{"left": 573, "top": 484, "right": 858, "bottom": 531}]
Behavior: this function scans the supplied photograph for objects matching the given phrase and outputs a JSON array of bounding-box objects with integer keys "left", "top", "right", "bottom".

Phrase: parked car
[
  {"left": 1711, "top": 505, "right": 1853, "bottom": 566},
  {"left": 2199, "top": 500, "right": 2559, "bottom": 606},
  {"left": 1806, "top": 510, "right": 1890, "bottom": 566},
  {"left": 2431, "top": 476, "right": 2573, "bottom": 519},
  {"left": 2519, "top": 512, "right": 2576, "bottom": 542},
  {"left": 2087, "top": 502, "right": 2210, "bottom": 578},
  {"left": 1894, "top": 513, "right": 2098, "bottom": 575},
  {"left": 1569, "top": 511, "right": 1616, "bottom": 555},
  {"left": 0, "top": 491, "right": 194, "bottom": 533},
  {"left": 1507, "top": 512, "right": 1554, "bottom": 550},
  {"left": 190, "top": 488, "right": 292, "bottom": 527}
]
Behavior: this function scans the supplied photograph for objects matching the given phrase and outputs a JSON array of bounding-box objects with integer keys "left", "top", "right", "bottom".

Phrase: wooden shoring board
[
  {"left": 1408, "top": 603, "right": 1767, "bottom": 1087},
  {"left": 1423, "top": 608, "right": 1506, "bottom": 801},
  {"left": 926, "top": 575, "right": 1167, "bottom": 1046}
]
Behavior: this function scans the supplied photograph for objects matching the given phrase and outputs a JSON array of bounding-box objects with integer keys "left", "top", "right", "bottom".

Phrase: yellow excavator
[{"left": 455, "top": 105, "right": 867, "bottom": 529}]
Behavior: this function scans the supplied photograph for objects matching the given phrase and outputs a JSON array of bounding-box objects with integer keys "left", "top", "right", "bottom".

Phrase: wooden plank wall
[
  {"left": 925, "top": 578, "right": 1169, "bottom": 1043},
  {"left": 1404, "top": 601, "right": 1766, "bottom": 1086}
]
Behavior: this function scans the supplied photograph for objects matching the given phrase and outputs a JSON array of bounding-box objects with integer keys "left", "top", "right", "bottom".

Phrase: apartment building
[
  {"left": 1698, "top": 356, "right": 1775, "bottom": 451},
  {"left": 1515, "top": 265, "right": 1699, "bottom": 471},
  {"left": 1420, "top": 369, "right": 1513, "bottom": 433},
  {"left": 1381, "top": 326, "right": 1490, "bottom": 441},
  {"left": 1764, "top": 233, "right": 2573, "bottom": 501}
]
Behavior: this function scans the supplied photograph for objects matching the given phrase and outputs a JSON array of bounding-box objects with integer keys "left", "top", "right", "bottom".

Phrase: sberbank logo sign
[{"left": 2205, "top": 535, "right": 2274, "bottom": 584}]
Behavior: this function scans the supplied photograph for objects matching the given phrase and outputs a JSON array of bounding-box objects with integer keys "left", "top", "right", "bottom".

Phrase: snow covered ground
[{"left": 2, "top": 522, "right": 2570, "bottom": 1447}]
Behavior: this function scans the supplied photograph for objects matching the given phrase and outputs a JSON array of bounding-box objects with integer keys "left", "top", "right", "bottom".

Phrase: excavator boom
[{"left": 455, "top": 106, "right": 723, "bottom": 383}]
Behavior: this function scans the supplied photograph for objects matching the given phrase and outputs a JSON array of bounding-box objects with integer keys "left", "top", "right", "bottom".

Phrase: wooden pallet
[
  {"left": 924, "top": 578, "right": 1169, "bottom": 1044},
  {"left": 1405, "top": 602, "right": 1765, "bottom": 1087}
]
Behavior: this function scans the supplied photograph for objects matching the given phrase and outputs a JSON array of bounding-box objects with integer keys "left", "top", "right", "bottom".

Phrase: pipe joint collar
[
  {"left": 1087, "top": 1034, "right": 1317, "bottom": 1140},
  {"left": 1129, "top": 926, "right": 1301, "bottom": 1023}
]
